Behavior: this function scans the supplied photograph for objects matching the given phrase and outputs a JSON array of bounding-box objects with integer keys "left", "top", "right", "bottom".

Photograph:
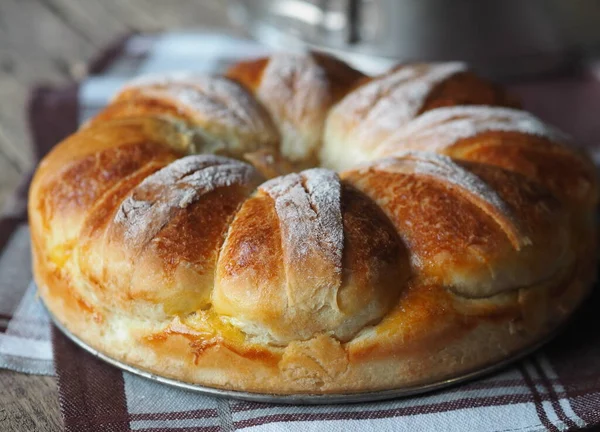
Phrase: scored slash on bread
[
  {"left": 29, "top": 51, "right": 598, "bottom": 394},
  {"left": 321, "top": 62, "right": 519, "bottom": 172}
]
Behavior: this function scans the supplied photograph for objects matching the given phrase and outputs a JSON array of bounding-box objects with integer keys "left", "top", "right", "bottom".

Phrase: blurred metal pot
[{"left": 229, "top": 0, "right": 600, "bottom": 78}]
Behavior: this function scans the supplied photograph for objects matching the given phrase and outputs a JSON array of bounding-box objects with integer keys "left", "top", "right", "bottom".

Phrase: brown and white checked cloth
[{"left": 1, "top": 32, "right": 600, "bottom": 432}]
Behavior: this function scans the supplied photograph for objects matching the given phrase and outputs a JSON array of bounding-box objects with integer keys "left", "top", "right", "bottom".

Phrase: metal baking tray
[{"left": 47, "top": 306, "right": 561, "bottom": 405}]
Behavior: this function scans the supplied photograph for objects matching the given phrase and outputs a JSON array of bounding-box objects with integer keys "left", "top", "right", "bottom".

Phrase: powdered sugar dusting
[
  {"left": 374, "top": 152, "right": 527, "bottom": 249},
  {"left": 260, "top": 168, "right": 343, "bottom": 302},
  {"left": 331, "top": 63, "right": 466, "bottom": 144},
  {"left": 114, "top": 155, "right": 259, "bottom": 246},
  {"left": 376, "top": 106, "right": 569, "bottom": 156},
  {"left": 257, "top": 53, "right": 330, "bottom": 163}
]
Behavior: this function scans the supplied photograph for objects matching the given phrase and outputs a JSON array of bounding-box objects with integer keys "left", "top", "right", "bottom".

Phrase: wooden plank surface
[
  {"left": 0, "top": 1, "right": 232, "bottom": 430},
  {"left": 0, "top": 374, "right": 62, "bottom": 431}
]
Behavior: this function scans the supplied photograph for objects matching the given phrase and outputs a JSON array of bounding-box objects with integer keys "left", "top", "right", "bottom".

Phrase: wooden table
[{"left": 0, "top": 1, "right": 231, "bottom": 430}]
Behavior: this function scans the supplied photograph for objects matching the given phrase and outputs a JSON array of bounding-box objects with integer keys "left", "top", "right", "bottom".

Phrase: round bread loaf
[{"left": 29, "top": 52, "right": 598, "bottom": 394}]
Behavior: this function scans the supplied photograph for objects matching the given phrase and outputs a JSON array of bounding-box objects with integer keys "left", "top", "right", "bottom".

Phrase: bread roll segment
[
  {"left": 373, "top": 106, "right": 598, "bottom": 211},
  {"left": 226, "top": 52, "right": 365, "bottom": 168},
  {"left": 91, "top": 73, "right": 280, "bottom": 159},
  {"left": 342, "top": 152, "right": 573, "bottom": 299},
  {"left": 321, "top": 63, "right": 519, "bottom": 172},
  {"left": 78, "top": 155, "right": 262, "bottom": 320},
  {"left": 30, "top": 52, "right": 598, "bottom": 395},
  {"left": 213, "top": 169, "right": 408, "bottom": 345}
]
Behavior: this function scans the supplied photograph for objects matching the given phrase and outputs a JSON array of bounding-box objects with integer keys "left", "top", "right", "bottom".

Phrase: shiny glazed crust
[{"left": 29, "top": 52, "right": 598, "bottom": 394}]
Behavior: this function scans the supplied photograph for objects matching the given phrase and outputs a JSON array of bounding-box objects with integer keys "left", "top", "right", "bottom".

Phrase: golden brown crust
[
  {"left": 342, "top": 154, "right": 573, "bottom": 299},
  {"left": 212, "top": 176, "right": 409, "bottom": 344},
  {"left": 28, "top": 117, "right": 182, "bottom": 272},
  {"left": 445, "top": 132, "right": 599, "bottom": 210},
  {"left": 29, "top": 53, "right": 597, "bottom": 395},
  {"left": 420, "top": 71, "right": 520, "bottom": 113},
  {"left": 225, "top": 58, "right": 270, "bottom": 94},
  {"left": 320, "top": 64, "right": 519, "bottom": 172},
  {"left": 226, "top": 53, "right": 364, "bottom": 108},
  {"left": 226, "top": 52, "right": 365, "bottom": 168},
  {"left": 35, "top": 238, "right": 594, "bottom": 393},
  {"left": 311, "top": 52, "right": 367, "bottom": 102},
  {"left": 79, "top": 156, "right": 262, "bottom": 320},
  {"left": 90, "top": 75, "right": 280, "bottom": 160}
]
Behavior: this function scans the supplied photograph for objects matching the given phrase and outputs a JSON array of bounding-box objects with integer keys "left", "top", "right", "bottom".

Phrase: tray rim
[{"left": 46, "top": 303, "right": 563, "bottom": 405}]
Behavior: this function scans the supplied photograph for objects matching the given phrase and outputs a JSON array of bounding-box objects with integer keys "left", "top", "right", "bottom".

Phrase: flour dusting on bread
[
  {"left": 115, "top": 155, "right": 259, "bottom": 245},
  {"left": 257, "top": 53, "right": 330, "bottom": 163},
  {"left": 261, "top": 168, "right": 343, "bottom": 282},
  {"left": 321, "top": 62, "right": 466, "bottom": 170},
  {"left": 334, "top": 63, "right": 466, "bottom": 136},
  {"left": 121, "top": 74, "right": 272, "bottom": 133},
  {"left": 377, "top": 106, "right": 569, "bottom": 156},
  {"left": 375, "top": 152, "right": 527, "bottom": 249}
]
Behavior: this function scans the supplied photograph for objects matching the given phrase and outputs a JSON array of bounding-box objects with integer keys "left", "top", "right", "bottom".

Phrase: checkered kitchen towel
[{"left": 2, "top": 31, "right": 600, "bottom": 432}]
